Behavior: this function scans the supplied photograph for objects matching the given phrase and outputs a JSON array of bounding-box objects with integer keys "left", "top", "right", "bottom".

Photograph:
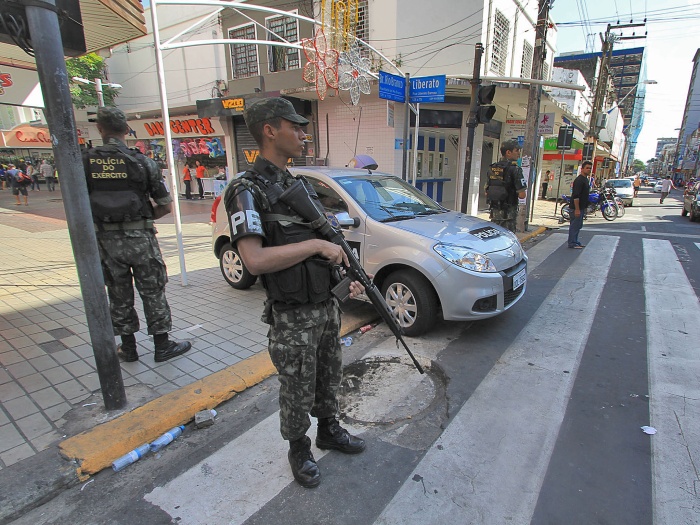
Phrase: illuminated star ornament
[
  {"left": 301, "top": 28, "right": 339, "bottom": 100},
  {"left": 338, "top": 44, "right": 371, "bottom": 105}
]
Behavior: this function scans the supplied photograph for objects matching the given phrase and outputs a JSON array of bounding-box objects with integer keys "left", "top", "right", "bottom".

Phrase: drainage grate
[
  {"left": 39, "top": 340, "right": 68, "bottom": 354},
  {"left": 47, "top": 327, "right": 74, "bottom": 339}
]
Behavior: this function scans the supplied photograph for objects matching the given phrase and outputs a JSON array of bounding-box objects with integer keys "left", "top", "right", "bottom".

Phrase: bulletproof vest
[
  {"left": 86, "top": 145, "right": 153, "bottom": 223},
  {"left": 243, "top": 172, "right": 332, "bottom": 306},
  {"left": 486, "top": 159, "right": 512, "bottom": 204}
]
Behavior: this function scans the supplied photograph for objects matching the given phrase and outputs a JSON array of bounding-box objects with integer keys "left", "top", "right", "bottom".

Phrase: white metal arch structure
[{"left": 148, "top": 0, "right": 406, "bottom": 285}]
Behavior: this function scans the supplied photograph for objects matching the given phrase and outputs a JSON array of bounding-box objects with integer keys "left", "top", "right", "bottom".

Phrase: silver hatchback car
[{"left": 212, "top": 167, "right": 527, "bottom": 336}]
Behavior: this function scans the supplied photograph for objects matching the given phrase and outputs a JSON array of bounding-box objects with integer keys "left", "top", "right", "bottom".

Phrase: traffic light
[{"left": 476, "top": 85, "right": 497, "bottom": 124}]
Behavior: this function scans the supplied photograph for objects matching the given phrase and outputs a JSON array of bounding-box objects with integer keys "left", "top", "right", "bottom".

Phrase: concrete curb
[{"left": 518, "top": 225, "right": 548, "bottom": 244}]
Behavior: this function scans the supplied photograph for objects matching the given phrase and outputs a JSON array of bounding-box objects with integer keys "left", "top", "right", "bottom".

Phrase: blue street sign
[
  {"left": 379, "top": 71, "right": 406, "bottom": 103},
  {"left": 409, "top": 75, "right": 446, "bottom": 103}
]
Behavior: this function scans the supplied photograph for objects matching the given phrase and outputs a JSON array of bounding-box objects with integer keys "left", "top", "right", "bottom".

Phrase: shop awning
[{"left": 0, "top": 0, "right": 146, "bottom": 70}]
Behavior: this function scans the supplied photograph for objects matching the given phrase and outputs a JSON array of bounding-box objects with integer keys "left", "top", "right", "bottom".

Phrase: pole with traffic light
[{"left": 460, "top": 43, "right": 496, "bottom": 214}]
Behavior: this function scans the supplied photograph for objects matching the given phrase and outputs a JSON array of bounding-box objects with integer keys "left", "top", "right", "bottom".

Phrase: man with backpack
[
  {"left": 484, "top": 140, "right": 527, "bottom": 232},
  {"left": 83, "top": 107, "right": 191, "bottom": 364},
  {"left": 8, "top": 163, "right": 30, "bottom": 206}
]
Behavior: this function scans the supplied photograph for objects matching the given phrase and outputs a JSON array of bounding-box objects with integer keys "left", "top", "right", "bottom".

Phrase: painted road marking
[
  {"left": 643, "top": 239, "right": 700, "bottom": 525},
  {"left": 375, "top": 235, "right": 620, "bottom": 525},
  {"left": 524, "top": 232, "right": 567, "bottom": 271}
]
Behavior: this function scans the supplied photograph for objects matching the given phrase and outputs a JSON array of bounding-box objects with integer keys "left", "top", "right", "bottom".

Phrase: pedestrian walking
[
  {"left": 83, "top": 107, "right": 191, "bottom": 364},
  {"left": 484, "top": 139, "right": 527, "bottom": 232},
  {"left": 0, "top": 164, "right": 6, "bottom": 190},
  {"left": 28, "top": 162, "right": 40, "bottom": 191},
  {"left": 568, "top": 161, "right": 592, "bottom": 249},
  {"left": 633, "top": 174, "right": 642, "bottom": 197},
  {"left": 8, "top": 164, "right": 29, "bottom": 206},
  {"left": 40, "top": 160, "right": 55, "bottom": 191},
  {"left": 182, "top": 163, "right": 193, "bottom": 200},
  {"left": 195, "top": 160, "right": 206, "bottom": 199},
  {"left": 223, "top": 97, "right": 366, "bottom": 489},
  {"left": 660, "top": 175, "right": 676, "bottom": 204}
]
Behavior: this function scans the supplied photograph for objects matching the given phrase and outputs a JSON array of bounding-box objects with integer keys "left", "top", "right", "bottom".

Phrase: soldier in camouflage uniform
[
  {"left": 485, "top": 139, "right": 527, "bottom": 232},
  {"left": 84, "top": 107, "right": 191, "bottom": 363},
  {"left": 224, "top": 97, "right": 366, "bottom": 488}
]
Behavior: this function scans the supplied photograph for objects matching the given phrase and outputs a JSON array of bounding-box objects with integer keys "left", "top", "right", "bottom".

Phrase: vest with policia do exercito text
[
  {"left": 225, "top": 162, "right": 333, "bottom": 307},
  {"left": 85, "top": 144, "right": 154, "bottom": 224}
]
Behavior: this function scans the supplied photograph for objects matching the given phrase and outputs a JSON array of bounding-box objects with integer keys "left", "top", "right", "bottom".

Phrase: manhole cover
[{"left": 339, "top": 356, "right": 439, "bottom": 424}]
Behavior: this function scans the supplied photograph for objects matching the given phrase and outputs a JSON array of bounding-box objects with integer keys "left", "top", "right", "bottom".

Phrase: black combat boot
[
  {"left": 288, "top": 435, "right": 321, "bottom": 488},
  {"left": 117, "top": 334, "right": 138, "bottom": 362},
  {"left": 316, "top": 417, "right": 366, "bottom": 454},
  {"left": 154, "top": 334, "right": 192, "bottom": 362}
]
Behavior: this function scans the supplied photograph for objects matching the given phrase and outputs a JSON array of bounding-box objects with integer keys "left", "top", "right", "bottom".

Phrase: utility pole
[
  {"left": 521, "top": 0, "right": 551, "bottom": 231},
  {"left": 24, "top": 1, "right": 127, "bottom": 409},
  {"left": 460, "top": 43, "right": 483, "bottom": 214}
]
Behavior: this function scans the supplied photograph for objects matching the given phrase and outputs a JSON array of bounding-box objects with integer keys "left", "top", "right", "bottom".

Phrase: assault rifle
[{"left": 275, "top": 179, "right": 424, "bottom": 374}]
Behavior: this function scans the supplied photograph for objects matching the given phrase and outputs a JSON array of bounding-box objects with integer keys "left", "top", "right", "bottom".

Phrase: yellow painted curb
[
  {"left": 518, "top": 225, "right": 548, "bottom": 244},
  {"left": 59, "top": 351, "right": 276, "bottom": 479}
]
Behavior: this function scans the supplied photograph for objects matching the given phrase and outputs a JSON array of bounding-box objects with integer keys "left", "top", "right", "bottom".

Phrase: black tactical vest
[
  {"left": 86, "top": 144, "right": 153, "bottom": 223},
  {"left": 244, "top": 172, "right": 332, "bottom": 306},
  {"left": 486, "top": 159, "right": 512, "bottom": 205}
]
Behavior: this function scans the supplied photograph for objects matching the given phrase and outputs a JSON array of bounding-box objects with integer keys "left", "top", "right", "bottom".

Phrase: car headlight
[{"left": 433, "top": 243, "right": 497, "bottom": 272}]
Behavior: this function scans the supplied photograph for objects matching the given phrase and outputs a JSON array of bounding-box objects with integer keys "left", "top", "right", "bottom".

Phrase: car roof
[{"left": 289, "top": 166, "right": 393, "bottom": 179}]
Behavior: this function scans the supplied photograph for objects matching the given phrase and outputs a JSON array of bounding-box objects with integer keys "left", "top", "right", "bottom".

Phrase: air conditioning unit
[{"left": 595, "top": 113, "right": 608, "bottom": 129}]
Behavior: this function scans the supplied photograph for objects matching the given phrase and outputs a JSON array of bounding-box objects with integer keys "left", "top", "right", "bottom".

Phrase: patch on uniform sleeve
[
  {"left": 161, "top": 179, "right": 170, "bottom": 193},
  {"left": 247, "top": 210, "right": 263, "bottom": 233},
  {"left": 325, "top": 211, "right": 340, "bottom": 228}
]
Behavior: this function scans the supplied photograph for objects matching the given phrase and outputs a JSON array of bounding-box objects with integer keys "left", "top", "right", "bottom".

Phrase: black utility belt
[{"left": 94, "top": 219, "right": 154, "bottom": 232}]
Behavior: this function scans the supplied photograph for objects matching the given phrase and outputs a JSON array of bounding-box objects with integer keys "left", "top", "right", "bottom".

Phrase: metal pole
[
  {"left": 554, "top": 149, "right": 565, "bottom": 216},
  {"left": 95, "top": 78, "right": 105, "bottom": 107},
  {"left": 24, "top": 0, "right": 126, "bottom": 409},
  {"left": 460, "top": 43, "right": 483, "bottom": 214},
  {"left": 522, "top": 0, "right": 551, "bottom": 231},
  {"left": 402, "top": 73, "right": 410, "bottom": 180},
  {"left": 151, "top": 0, "right": 189, "bottom": 286},
  {"left": 411, "top": 103, "right": 420, "bottom": 186}
]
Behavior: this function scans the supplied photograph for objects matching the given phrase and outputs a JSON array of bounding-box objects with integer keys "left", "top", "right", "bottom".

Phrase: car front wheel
[
  {"left": 219, "top": 243, "right": 257, "bottom": 289},
  {"left": 381, "top": 269, "right": 438, "bottom": 337}
]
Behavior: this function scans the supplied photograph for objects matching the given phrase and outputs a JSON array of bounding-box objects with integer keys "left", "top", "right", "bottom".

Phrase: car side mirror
[{"left": 335, "top": 212, "right": 360, "bottom": 228}]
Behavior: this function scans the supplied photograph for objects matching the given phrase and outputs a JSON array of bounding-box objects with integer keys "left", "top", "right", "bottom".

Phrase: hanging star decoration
[
  {"left": 338, "top": 43, "right": 371, "bottom": 105},
  {"left": 301, "top": 28, "right": 339, "bottom": 100}
]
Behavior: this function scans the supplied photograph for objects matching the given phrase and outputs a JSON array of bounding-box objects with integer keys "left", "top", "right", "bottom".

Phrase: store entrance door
[{"left": 408, "top": 130, "right": 460, "bottom": 209}]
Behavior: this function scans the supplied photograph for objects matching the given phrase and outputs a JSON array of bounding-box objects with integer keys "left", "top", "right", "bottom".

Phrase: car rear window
[{"left": 606, "top": 179, "right": 632, "bottom": 188}]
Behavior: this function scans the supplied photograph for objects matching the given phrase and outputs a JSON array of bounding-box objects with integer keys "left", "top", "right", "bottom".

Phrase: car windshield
[
  {"left": 606, "top": 179, "right": 632, "bottom": 188},
  {"left": 336, "top": 175, "right": 446, "bottom": 222}
]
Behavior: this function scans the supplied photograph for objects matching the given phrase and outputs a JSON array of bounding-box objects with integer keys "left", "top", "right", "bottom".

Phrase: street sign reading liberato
[{"left": 409, "top": 75, "right": 446, "bottom": 103}]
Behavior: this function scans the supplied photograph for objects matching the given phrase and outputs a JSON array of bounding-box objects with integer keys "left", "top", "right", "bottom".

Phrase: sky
[{"left": 551, "top": 0, "right": 700, "bottom": 162}]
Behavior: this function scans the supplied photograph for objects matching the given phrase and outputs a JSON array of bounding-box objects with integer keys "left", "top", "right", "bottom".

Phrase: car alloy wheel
[
  {"left": 219, "top": 243, "right": 257, "bottom": 289},
  {"left": 381, "top": 269, "right": 438, "bottom": 337}
]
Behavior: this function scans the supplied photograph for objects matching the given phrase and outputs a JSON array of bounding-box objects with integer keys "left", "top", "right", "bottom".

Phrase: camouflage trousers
[
  {"left": 96, "top": 229, "right": 172, "bottom": 336},
  {"left": 489, "top": 204, "right": 518, "bottom": 232},
  {"left": 267, "top": 298, "right": 342, "bottom": 441}
]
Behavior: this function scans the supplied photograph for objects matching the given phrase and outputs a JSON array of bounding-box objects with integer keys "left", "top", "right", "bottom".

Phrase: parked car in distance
[
  {"left": 653, "top": 181, "right": 663, "bottom": 193},
  {"left": 211, "top": 167, "right": 528, "bottom": 336},
  {"left": 604, "top": 178, "right": 634, "bottom": 206},
  {"left": 682, "top": 181, "right": 700, "bottom": 221}
]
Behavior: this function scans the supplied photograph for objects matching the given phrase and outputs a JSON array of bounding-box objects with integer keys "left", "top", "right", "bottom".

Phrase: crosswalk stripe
[
  {"left": 523, "top": 232, "right": 568, "bottom": 271},
  {"left": 144, "top": 413, "right": 344, "bottom": 524},
  {"left": 643, "top": 239, "right": 700, "bottom": 525},
  {"left": 374, "top": 235, "right": 620, "bottom": 525},
  {"left": 695, "top": 242, "right": 700, "bottom": 250},
  {"left": 582, "top": 227, "right": 700, "bottom": 240}
]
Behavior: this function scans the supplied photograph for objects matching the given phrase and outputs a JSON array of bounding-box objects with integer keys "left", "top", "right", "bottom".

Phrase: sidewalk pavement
[{"left": 0, "top": 187, "right": 556, "bottom": 523}]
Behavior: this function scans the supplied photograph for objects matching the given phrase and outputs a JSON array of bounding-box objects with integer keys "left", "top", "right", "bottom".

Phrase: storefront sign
[
  {"left": 0, "top": 66, "right": 45, "bottom": 107},
  {"left": 135, "top": 116, "right": 224, "bottom": 139},
  {"left": 503, "top": 113, "right": 556, "bottom": 139},
  {"left": 2, "top": 125, "right": 52, "bottom": 148}
]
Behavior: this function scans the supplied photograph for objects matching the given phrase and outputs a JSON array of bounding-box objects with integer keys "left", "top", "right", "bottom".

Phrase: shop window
[
  {"left": 229, "top": 23, "right": 259, "bottom": 79},
  {"left": 266, "top": 12, "right": 301, "bottom": 73},
  {"left": 521, "top": 40, "right": 533, "bottom": 78},
  {"left": 491, "top": 9, "right": 509, "bottom": 76}
]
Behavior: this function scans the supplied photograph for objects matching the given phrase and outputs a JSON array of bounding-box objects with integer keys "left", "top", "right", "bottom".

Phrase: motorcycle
[{"left": 560, "top": 188, "right": 618, "bottom": 221}]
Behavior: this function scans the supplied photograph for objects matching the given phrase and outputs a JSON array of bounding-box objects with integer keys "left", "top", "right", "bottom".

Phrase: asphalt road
[{"left": 9, "top": 187, "right": 700, "bottom": 525}]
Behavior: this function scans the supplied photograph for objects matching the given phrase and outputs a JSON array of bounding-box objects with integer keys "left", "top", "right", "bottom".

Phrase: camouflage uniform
[
  {"left": 89, "top": 137, "right": 174, "bottom": 336},
  {"left": 489, "top": 205, "right": 518, "bottom": 232},
  {"left": 267, "top": 298, "right": 342, "bottom": 441}
]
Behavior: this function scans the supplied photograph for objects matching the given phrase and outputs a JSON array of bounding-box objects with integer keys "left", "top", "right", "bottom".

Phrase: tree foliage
[
  {"left": 632, "top": 159, "right": 646, "bottom": 172},
  {"left": 66, "top": 53, "right": 120, "bottom": 108}
]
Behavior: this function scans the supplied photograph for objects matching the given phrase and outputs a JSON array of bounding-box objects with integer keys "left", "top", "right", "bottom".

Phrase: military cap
[
  {"left": 96, "top": 107, "right": 129, "bottom": 133},
  {"left": 244, "top": 97, "right": 309, "bottom": 128}
]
